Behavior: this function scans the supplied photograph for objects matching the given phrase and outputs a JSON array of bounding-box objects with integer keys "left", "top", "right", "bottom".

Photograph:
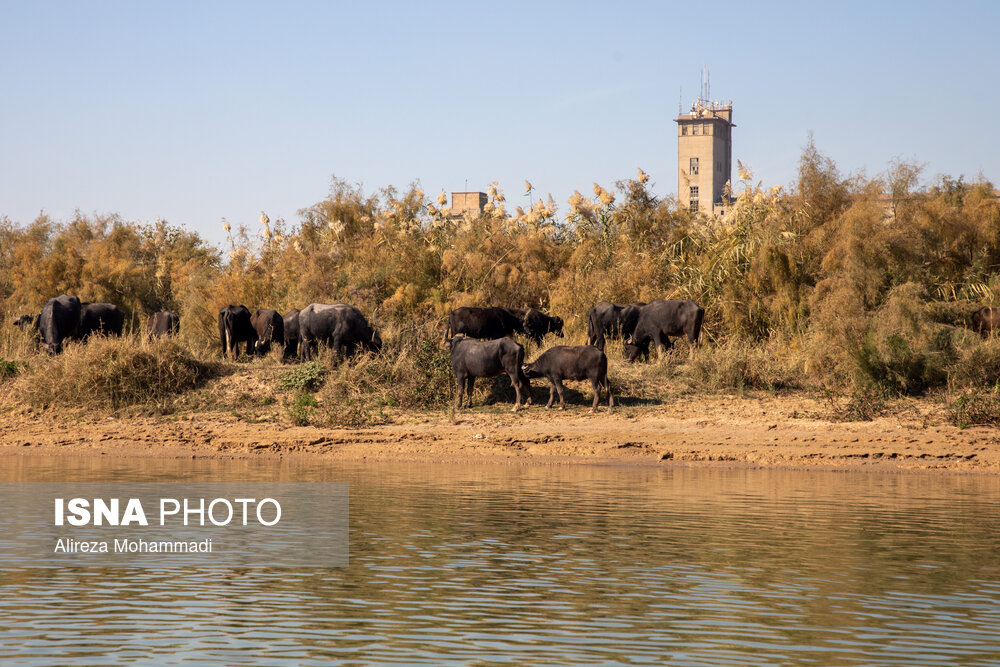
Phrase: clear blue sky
[{"left": 2, "top": 1, "right": 997, "bottom": 246}]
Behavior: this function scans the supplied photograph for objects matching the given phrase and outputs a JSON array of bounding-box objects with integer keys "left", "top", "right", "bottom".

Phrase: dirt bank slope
[{"left": 1, "top": 395, "right": 996, "bottom": 472}]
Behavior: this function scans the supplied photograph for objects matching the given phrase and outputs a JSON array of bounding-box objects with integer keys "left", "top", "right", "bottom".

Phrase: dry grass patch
[{"left": 10, "top": 334, "right": 218, "bottom": 412}]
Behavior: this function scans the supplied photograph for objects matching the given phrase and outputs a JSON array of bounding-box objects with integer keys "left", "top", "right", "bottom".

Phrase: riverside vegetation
[{"left": 2, "top": 142, "right": 1000, "bottom": 428}]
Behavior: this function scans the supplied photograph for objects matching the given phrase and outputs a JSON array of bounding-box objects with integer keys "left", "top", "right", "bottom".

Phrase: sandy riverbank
[{"left": 0, "top": 394, "right": 996, "bottom": 472}]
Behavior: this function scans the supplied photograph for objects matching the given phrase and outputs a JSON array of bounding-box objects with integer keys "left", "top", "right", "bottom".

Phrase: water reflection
[{"left": 2, "top": 457, "right": 999, "bottom": 665}]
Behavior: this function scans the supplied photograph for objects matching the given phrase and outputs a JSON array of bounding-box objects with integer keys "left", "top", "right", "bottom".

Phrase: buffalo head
[
  {"left": 254, "top": 338, "right": 272, "bottom": 357},
  {"left": 623, "top": 336, "right": 649, "bottom": 363},
  {"left": 521, "top": 362, "right": 543, "bottom": 379},
  {"left": 367, "top": 331, "right": 383, "bottom": 353}
]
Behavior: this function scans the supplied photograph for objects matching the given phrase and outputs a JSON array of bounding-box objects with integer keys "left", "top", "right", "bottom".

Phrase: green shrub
[
  {"left": 0, "top": 358, "right": 23, "bottom": 380},
  {"left": 286, "top": 392, "right": 318, "bottom": 426},
  {"left": 279, "top": 361, "right": 327, "bottom": 392}
]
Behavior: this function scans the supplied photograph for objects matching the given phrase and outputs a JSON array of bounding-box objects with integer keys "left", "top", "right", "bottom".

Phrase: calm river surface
[{"left": 2, "top": 456, "right": 999, "bottom": 665}]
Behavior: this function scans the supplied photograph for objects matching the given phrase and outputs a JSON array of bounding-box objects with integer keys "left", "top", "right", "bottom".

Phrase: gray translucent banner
[{"left": 0, "top": 483, "right": 348, "bottom": 568}]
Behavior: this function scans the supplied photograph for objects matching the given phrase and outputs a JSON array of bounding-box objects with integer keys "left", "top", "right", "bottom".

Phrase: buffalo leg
[
  {"left": 545, "top": 383, "right": 556, "bottom": 408},
  {"left": 654, "top": 333, "right": 672, "bottom": 360},
  {"left": 508, "top": 372, "right": 521, "bottom": 412},
  {"left": 686, "top": 330, "right": 699, "bottom": 358},
  {"left": 455, "top": 374, "right": 467, "bottom": 409},
  {"left": 590, "top": 378, "right": 601, "bottom": 412},
  {"left": 606, "top": 378, "right": 615, "bottom": 410},
  {"left": 555, "top": 379, "right": 567, "bottom": 410},
  {"left": 466, "top": 377, "right": 476, "bottom": 408}
]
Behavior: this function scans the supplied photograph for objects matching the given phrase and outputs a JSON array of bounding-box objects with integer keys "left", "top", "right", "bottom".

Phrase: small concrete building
[
  {"left": 450, "top": 192, "right": 488, "bottom": 217},
  {"left": 676, "top": 99, "right": 735, "bottom": 216}
]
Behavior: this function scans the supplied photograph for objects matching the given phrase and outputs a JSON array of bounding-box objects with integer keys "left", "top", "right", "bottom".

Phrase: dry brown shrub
[
  {"left": 685, "top": 339, "right": 802, "bottom": 392},
  {"left": 9, "top": 334, "right": 217, "bottom": 411},
  {"left": 805, "top": 276, "right": 869, "bottom": 387}
]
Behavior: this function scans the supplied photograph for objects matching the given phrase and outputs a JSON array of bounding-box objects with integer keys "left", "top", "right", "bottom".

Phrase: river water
[{"left": 2, "top": 457, "right": 999, "bottom": 665}]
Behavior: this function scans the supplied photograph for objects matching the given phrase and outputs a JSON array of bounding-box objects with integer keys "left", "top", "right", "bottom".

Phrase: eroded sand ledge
[{"left": 1, "top": 395, "right": 996, "bottom": 472}]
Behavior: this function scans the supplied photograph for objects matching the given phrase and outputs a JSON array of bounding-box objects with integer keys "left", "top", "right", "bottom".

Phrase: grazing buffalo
[
  {"left": 446, "top": 306, "right": 525, "bottom": 341},
  {"left": 14, "top": 314, "right": 38, "bottom": 330},
  {"left": 524, "top": 345, "right": 613, "bottom": 412},
  {"left": 250, "top": 308, "right": 285, "bottom": 357},
  {"left": 282, "top": 309, "right": 301, "bottom": 361},
  {"left": 972, "top": 307, "right": 1000, "bottom": 336},
  {"left": 586, "top": 301, "right": 645, "bottom": 351},
  {"left": 510, "top": 308, "right": 564, "bottom": 345},
  {"left": 447, "top": 334, "right": 530, "bottom": 411},
  {"left": 78, "top": 303, "right": 125, "bottom": 339},
  {"left": 218, "top": 305, "right": 255, "bottom": 359},
  {"left": 38, "top": 295, "right": 82, "bottom": 354},
  {"left": 624, "top": 299, "right": 705, "bottom": 362},
  {"left": 298, "top": 303, "right": 381, "bottom": 362},
  {"left": 147, "top": 311, "right": 180, "bottom": 337}
]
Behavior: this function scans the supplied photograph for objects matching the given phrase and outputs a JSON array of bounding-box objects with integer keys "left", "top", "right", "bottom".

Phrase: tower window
[
  {"left": 681, "top": 125, "right": 689, "bottom": 136},
  {"left": 689, "top": 200, "right": 699, "bottom": 213},
  {"left": 690, "top": 158, "right": 699, "bottom": 175},
  {"left": 690, "top": 186, "right": 699, "bottom": 199},
  {"left": 693, "top": 124, "right": 700, "bottom": 135}
]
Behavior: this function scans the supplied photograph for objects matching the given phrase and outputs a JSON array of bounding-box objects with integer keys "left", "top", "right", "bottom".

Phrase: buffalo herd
[
  {"left": 13, "top": 293, "right": 1000, "bottom": 412},
  {"left": 443, "top": 299, "right": 701, "bottom": 412},
  {"left": 15, "top": 295, "right": 127, "bottom": 353}
]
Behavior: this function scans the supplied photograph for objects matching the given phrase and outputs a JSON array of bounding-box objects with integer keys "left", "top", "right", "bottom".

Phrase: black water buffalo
[
  {"left": 298, "top": 303, "right": 381, "bottom": 362},
  {"left": 282, "top": 309, "right": 301, "bottom": 360},
  {"left": 147, "top": 311, "right": 180, "bottom": 337},
  {"left": 38, "top": 295, "right": 82, "bottom": 354},
  {"left": 586, "top": 301, "right": 645, "bottom": 351},
  {"left": 624, "top": 299, "right": 705, "bottom": 362},
  {"left": 972, "top": 307, "right": 1000, "bottom": 336},
  {"left": 250, "top": 308, "right": 285, "bottom": 356},
  {"left": 218, "top": 305, "right": 255, "bottom": 359},
  {"left": 446, "top": 306, "right": 525, "bottom": 340},
  {"left": 447, "top": 335, "right": 530, "bottom": 411},
  {"left": 14, "top": 314, "right": 39, "bottom": 334},
  {"left": 510, "top": 308, "right": 564, "bottom": 345},
  {"left": 13, "top": 313, "right": 40, "bottom": 347},
  {"left": 524, "top": 345, "right": 613, "bottom": 412},
  {"left": 78, "top": 303, "right": 125, "bottom": 339}
]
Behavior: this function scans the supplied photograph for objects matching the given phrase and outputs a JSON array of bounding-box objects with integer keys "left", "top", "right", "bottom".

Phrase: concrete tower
[{"left": 675, "top": 92, "right": 734, "bottom": 216}]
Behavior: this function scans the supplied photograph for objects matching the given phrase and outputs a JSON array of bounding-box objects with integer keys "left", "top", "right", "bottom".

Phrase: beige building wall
[
  {"left": 676, "top": 103, "right": 734, "bottom": 215},
  {"left": 450, "top": 192, "right": 488, "bottom": 217}
]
